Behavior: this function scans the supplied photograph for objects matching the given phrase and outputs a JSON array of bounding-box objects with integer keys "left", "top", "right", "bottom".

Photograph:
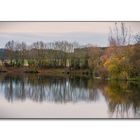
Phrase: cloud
[{"left": 0, "top": 22, "right": 111, "bottom": 33}]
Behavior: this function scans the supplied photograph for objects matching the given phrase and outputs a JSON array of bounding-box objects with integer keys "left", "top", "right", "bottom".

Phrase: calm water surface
[{"left": 0, "top": 74, "right": 140, "bottom": 118}]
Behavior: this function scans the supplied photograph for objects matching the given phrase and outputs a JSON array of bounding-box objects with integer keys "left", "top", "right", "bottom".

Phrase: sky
[{"left": 0, "top": 22, "right": 140, "bottom": 47}]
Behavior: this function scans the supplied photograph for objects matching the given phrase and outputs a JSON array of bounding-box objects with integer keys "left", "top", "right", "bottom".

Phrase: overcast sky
[{"left": 0, "top": 22, "right": 140, "bottom": 47}]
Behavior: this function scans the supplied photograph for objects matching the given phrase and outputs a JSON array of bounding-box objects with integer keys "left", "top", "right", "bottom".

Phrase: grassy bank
[
  {"left": 0, "top": 67, "right": 140, "bottom": 81},
  {"left": 0, "top": 67, "right": 91, "bottom": 77}
]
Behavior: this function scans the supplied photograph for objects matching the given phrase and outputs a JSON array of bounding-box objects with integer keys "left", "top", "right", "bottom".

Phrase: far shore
[
  {"left": 0, "top": 67, "right": 140, "bottom": 81},
  {"left": 0, "top": 67, "right": 91, "bottom": 77}
]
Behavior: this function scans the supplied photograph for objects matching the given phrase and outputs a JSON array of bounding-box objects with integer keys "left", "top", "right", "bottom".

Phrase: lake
[{"left": 0, "top": 74, "right": 140, "bottom": 118}]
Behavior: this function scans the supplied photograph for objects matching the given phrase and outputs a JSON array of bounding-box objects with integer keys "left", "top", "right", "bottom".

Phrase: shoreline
[
  {"left": 0, "top": 67, "right": 91, "bottom": 77},
  {"left": 0, "top": 67, "right": 140, "bottom": 81}
]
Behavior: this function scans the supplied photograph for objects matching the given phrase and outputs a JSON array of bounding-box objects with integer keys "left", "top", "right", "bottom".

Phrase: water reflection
[
  {"left": 103, "top": 81, "right": 140, "bottom": 118},
  {"left": 0, "top": 75, "right": 100, "bottom": 103},
  {"left": 0, "top": 74, "right": 140, "bottom": 118}
]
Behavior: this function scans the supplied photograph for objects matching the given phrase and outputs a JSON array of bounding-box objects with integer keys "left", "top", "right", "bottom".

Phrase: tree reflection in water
[
  {"left": 0, "top": 75, "right": 100, "bottom": 103},
  {"left": 103, "top": 81, "right": 140, "bottom": 118},
  {"left": 0, "top": 74, "right": 140, "bottom": 118}
]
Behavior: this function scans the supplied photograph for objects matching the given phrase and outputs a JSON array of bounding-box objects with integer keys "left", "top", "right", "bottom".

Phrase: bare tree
[
  {"left": 108, "top": 22, "right": 132, "bottom": 47},
  {"left": 5, "top": 40, "right": 15, "bottom": 66}
]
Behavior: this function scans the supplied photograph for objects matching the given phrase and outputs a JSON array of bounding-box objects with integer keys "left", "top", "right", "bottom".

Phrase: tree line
[{"left": 0, "top": 22, "right": 140, "bottom": 80}]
